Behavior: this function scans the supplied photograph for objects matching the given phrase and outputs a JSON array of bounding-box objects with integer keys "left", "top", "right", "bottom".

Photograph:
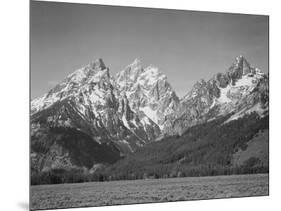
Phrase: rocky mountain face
[
  {"left": 163, "top": 56, "right": 269, "bottom": 135},
  {"left": 31, "top": 56, "right": 269, "bottom": 173},
  {"left": 115, "top": 59, "right": 180, "bottom": 130},
  {"left": 31, "top": 59, "right": 161, "bottom": 173}
]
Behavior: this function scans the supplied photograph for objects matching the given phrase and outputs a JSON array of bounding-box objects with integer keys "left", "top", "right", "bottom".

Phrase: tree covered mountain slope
[{"left": 100, "top": 113, "right": 268, "bottom": 180}]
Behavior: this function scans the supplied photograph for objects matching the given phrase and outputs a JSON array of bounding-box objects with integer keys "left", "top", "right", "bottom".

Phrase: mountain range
[{"left": 30, "top": 56, "right": 269, "bottom": 181}]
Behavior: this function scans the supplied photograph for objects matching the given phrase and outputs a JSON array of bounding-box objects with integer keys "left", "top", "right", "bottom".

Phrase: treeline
[
  {"left": 31, "top": 164, "right": 268, "bottom": 185},
  {"left": 31, "top": 113, "right": 269, "bottom": 185},
  {"left": 31, "top": 168, "right": 107, "bottom": 185}
]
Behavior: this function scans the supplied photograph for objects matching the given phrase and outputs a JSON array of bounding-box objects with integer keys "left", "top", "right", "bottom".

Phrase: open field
[{"left": 31, "top": 173, "right": 269, "bottom": 210}]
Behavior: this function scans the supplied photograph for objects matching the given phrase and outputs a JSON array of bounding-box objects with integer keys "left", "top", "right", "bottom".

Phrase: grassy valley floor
[{"left": 31, "top": 173, "right": 269, "bottom": 210}]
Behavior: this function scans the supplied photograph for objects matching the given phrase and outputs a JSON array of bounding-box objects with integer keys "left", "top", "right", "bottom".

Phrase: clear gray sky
[{"left": 31, "top": 1, "right": 268, "bottom": 99}]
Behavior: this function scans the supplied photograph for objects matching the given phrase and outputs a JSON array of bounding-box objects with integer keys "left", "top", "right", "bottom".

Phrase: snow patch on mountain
[
  {"left": 224, "top": 103, "right": 267, "bottom": 124},
  {"left": 141, "top": 116, "right": 152, "bottom": 125},
  {"left": 140, "top": 106, "right": 158, "bottom": 125},
  {"left": 217, "top": 86, "right": 232, "bottom": 104},
  {"left": 122, "top": 115, "right": 130, "bottom": 129}
]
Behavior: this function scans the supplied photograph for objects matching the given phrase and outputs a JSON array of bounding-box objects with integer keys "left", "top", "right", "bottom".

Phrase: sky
[{"left": 31, "top": 1, "right": 268, "bottom": 99}]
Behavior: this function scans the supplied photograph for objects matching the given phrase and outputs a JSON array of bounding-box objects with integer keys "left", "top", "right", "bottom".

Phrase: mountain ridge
[{"left": 31, "top": 55, "right": 269, "bottom": 175}]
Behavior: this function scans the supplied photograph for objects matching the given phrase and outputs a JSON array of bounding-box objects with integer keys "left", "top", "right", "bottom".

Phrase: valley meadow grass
[{"left": 31, "top": 173, "right": 269, "bottom": 210}]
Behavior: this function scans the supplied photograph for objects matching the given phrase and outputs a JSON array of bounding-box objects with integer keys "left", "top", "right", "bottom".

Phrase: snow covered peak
[
  {"left": 138, "top": 66, "right": 167, "bottom": 86},
  {"left": 66, "top": 58, "right": 108, "bottom": 83},
  {"left": 131, "top": 58, "right": 142, "bottom": 66},
  {"left": 115, "top": 59, "right": 179, "bottom": 129},
  {"left": 115, "top": 59, "right": 144, "bottom": 86},
  {"left": 184, "top": 56, "right": 266, "bottom": 102},
  {"left": 116, "top": 59, "right": 170, "bottom": 92},
  {"left": 229, "top": 55, "right": 252, "bottom": 76},
  {"left": 125, "top": 58, "right": 143, "bottom": 72},
  {"left": 31, "top": 58, "right": 112, "bottom": 114},
  {"left": 171, "top": 55, "right": 268, "bottom": 135},
  {"left": 143, "top": 65, "right": 161, "bottom": 75}
]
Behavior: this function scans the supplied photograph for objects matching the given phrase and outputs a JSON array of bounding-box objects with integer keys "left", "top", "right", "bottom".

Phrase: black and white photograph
[{"left": 30, "top": 1, "right": 269, "bottom": 210}]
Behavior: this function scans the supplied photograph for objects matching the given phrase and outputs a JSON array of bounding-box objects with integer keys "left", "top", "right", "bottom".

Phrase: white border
[{"left": 1, "top": 0, "right": 280, "bottom": 211}]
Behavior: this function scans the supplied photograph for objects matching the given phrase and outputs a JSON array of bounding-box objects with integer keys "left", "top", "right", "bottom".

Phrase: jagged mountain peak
[
  {"left": 143, "top": 65, "right": 166, "bottom": 78},
  {"left": 31, "top": 58, "right": 112, "bottom": 115},
  {"left": 182, "top": 55, "right": 255, "bottom": 101},
  {"left": 167, "top": 55, "right": 268, "bottom": 135},
  {"left": 194, "top": 79, "right": 207, "bottom": 87},
  {"left": 67, "top": 58, "right": 109, "bottom": 82},
  {"left": 66, "top": 58, "right": 110, "bottom": 84},
  {"left": 126, "top": 57, "right": 142, "bottom": 69},
  {"left": 115, "top": 58, "right": 144, "bottom": 85},
  {"left": 31, "top": 57, "right": 162, "bottom": 161},
  {"left": 30, "top": 55, "right": 269, "bottom": 174},
  {"left": 184, "top": 56, "right": 266, "bottom": 100},
  {"left": 228, "top": 55, "right": 253, "bottom": 76},
  {"left": 235, "top": 54, "right": 246, "bottom": 61},
  {"left": 131, "top": 58, "right": 142, "bottom": 66},
  {"left": 231, "top": 55, "right": 248, "bottom": 67},
  {"left": 115, "top": 59, "right": 179, "bottom": 129},
  {"left": 116, "top": 59, "right": 168, "bottom": 87},
  {"left": 233, "top": 55, "right": 257, "bottom": 70},
  {"left": 89, "top": 58, "right": 107, "bottom": 70}
]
